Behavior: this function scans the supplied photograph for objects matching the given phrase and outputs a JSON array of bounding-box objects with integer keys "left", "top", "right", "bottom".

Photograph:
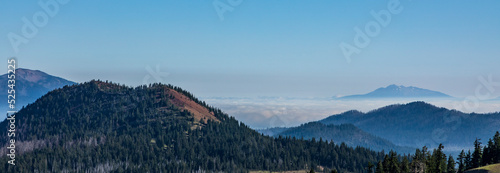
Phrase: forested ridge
[
  {"left": 0, "top": 80, "right": 384, "bottom": 172},
  {"left": 267, "top": 122, "right": 415, "bottom": 154},
  {"left": 320, "top": 102, "right": 500, "bottom": 149}
]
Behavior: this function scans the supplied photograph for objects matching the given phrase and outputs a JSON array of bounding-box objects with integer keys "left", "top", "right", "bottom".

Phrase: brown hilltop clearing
[
  {"left": 95, "top": 80, "right": 219, "bottom": 125},
  {"left": 164, "top": 87, "right": 219, "bottom": 124}
]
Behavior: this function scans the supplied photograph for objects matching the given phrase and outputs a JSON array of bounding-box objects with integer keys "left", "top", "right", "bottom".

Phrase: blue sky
[{"left": 1, "top": 0, "right": 499, "bottom": 98}]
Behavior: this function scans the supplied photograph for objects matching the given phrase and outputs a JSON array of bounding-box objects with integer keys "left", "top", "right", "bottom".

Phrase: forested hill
[
  {"left": 320, "top": 101, "right": 500, "bottom": 149},
  {"left": 0, "top": 80, "right": 384, "bottom": 172},
  {"left": 271, "top": 122, "right": 415, "bottom": 154}
]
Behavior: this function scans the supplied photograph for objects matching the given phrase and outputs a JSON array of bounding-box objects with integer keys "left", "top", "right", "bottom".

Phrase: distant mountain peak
[
  {"left": 0, "top": 68, "right": 75, "bottom": 119},
  {"left": 386, "top": 84, "right": 403, "bottom": 88},
  {"left": 8, "top": 68, "right": 75, "bottom": 88},
  {"left": 338, "top": 84, "right": 452, "bottom": 100},
  {"left": 15, "top": 68, "right": 51, "bottom": 83},
  {"left": 382, "top": 84, "right": 420, "bottom": 90}
]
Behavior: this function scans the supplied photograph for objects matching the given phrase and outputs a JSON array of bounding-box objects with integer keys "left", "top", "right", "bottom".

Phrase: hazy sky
[{"left": 1, "top": 1, "right": 500, "bottom": 98}]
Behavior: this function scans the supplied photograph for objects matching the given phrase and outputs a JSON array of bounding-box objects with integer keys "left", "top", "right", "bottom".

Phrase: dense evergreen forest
[
  {"left": 0, "top": 80, "right": 385, "bottom": 172},
  {"left": 374, "top": 132, "right": 500, "bottom": 173}
]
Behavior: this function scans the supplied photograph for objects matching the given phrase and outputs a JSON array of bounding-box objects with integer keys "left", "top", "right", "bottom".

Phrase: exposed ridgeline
[{"left": 0, "top": 80, "right": 384, "bottom": 172}]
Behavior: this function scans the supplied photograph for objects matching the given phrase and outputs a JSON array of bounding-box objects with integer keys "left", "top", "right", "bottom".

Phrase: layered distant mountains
[
  {"left": 0, "top": 68, "right": 75, "bottom": 119},
  {"left": 337, "top": 84, "right": 453, "bottom": 100},
  {"left": 259, "top": 101, "right": 500, "bottom": 156},
  {"left": 320, "top": 102, "right": 500, "bottom": 150}
]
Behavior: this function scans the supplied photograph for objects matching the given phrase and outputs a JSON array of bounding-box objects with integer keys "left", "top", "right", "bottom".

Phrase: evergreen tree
[
  {"left": 465, "top": 150, "right": 472, "bottom": 170},
  {"left": 471, "top": 138, "right": 482, "bottom": 168},
  {"left": 482, "top": 139, "right": 494, "bottom": 165},
  {"left": 389, "top": 151, "right": 401, "bottom": 173},
  {"left": 493, "top": 131, "right": 500, "bottom": 163},
  {"left": 375, "top": 161, "right": 384, "bottom": 173},
  {"left": 367, "top": 162, "right": 375, "bottom": 173},
  {"left": 430, "top": 144, "right": 447, "bottom": 173},
  {"left": 457, "top": 150, "right": 466, "bottom": 173},
  {"left": 411, "top": 147, "right": 427, "bottom": 173},
  {"left": 401, "top": 156, "right": 410, "bottom": 173},
  {"left": 383, "top": 154, "right": 390, "bottom": 173},
  {"left": 447, "top": 155, "right": 456, "bottom": 173}
]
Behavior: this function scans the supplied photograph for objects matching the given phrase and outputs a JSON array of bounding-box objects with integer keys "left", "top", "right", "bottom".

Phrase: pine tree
[
  {"left": 447, "top": 155, "right": 456, "bottom": 173},
  {"left": 411, "top": 147, "right": 427, "bottom": 173},
  {"left": 376, "top": 161, "right": 384, "bottom": 173},
  {"left": 401, "top": 156, "right": 410, "bottom": 173},
  {"left": 471, "top": 139, "right": 482, "bottom": 168},
  {"left": 367, "top": 162, "right": 375, "bottom": 173},
  {"left": 482, "top": 139, "right": 494, "bottom": 165},
  {"left": 383, "top": 154, "right": 390, "bottom": 173},
  {"left": 389, "top": 151, "right": 401, "bottom": 173},
  {"left": 430, "top": 144, "right": 447, "bottom": 173},
  {"left": 465, "top": 150, "right": 472, "bottom": 170},
  {"left": 457, "top": 150, "right": 466, "bottom": 173},
  {"left": 493, "top": 131, "right": 500, "bottom": 163}
]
